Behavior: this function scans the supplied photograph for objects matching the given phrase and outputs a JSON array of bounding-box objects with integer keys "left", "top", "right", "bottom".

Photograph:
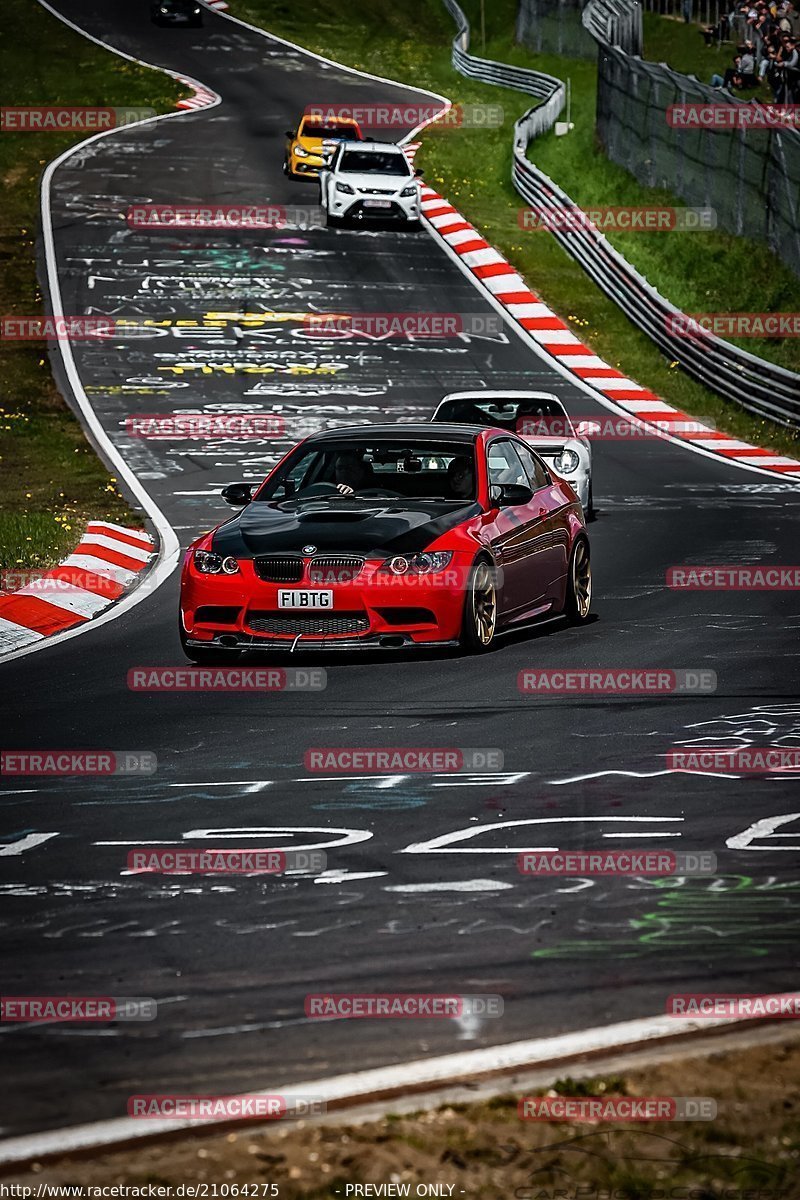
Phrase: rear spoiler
[
  {"left": 519, "top": 439, "right": 567, "bottom": 456},
  {"left": 431, "top": 400, "right": 576, "bottom": 441}
]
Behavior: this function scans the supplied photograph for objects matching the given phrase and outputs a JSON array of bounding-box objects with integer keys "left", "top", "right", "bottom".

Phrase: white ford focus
[{"left": 318, "top": 141, "right": 422, "bottom": 228}]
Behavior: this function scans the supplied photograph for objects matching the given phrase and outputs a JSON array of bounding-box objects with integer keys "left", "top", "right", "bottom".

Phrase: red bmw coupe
[{"left": 179, "top": 423, "right": 592, "bottom": 659}]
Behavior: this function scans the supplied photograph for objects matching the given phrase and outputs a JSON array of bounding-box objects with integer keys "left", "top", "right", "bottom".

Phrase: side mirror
[
  {"left": 414, "top": 167, "right": 423, "bottom": 177},
  {"left": 575, "top": 420, "right": 601, "bottom": 438},
  {"left": 490, "top": 483, "right": 533, "bottom": 507},
  {"left": 285, "top": 130, "right": 295, "bottom": 139},
  {"left": 221, "top": 483, "right": 253, "bottom": 506}
]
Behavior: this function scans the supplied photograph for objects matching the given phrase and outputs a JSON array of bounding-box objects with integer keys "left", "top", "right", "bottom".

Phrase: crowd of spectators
[{"left": 705, "top": 1, "right": 800, "bottom": 98}]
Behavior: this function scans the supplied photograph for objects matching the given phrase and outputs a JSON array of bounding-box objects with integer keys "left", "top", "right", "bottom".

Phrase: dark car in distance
[{"left": 151, "top": 0, "right": 203, "bottom": 27}]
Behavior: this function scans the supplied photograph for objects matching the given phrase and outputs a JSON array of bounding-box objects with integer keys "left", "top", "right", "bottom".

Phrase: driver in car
[
  {"left": 333, "top": 450, "right": 374, "bottom": 495},
  {"left": 447, "top": 455, "right": 474, "bottom": 500}
]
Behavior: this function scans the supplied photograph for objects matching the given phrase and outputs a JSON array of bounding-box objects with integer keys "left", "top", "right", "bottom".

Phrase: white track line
[
  {"left": 1, "top": 2, "right": 217, "bottom": 667},
  {"left": 0, "top": 1010, "right": 779, "bottom": 1166}
]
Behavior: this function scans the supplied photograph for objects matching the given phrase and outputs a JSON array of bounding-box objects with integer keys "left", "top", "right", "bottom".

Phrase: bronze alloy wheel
[
  {"left": 566, "top": 537, "right": 592, "bottom": 623},
  {"left": 463, "top": 559, "right": 497, "bottom": 651}
]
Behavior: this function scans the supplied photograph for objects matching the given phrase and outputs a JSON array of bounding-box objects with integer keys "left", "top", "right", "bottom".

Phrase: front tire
[
  {"left": 326, "top": 210, "right": 343, "bottom": 228},
  {"left": 565, "top": 536, "right": 592, "bottom": 623},
  {"left": 461, "top": 558, "right": 498, "bottom": 653}
]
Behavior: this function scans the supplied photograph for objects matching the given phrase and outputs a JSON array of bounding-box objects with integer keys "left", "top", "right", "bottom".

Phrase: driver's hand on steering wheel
[{"left": 335, "top": 483, "right": 354, "bottom": 495}]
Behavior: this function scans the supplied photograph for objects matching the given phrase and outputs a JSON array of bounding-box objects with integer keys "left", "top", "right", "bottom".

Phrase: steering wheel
[{"left": 296, "top": 482, "right": 339, "bottom": 496}]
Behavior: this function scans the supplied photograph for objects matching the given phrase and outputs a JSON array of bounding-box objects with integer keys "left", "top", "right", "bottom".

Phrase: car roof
[
  {"left": 301, "top": 115, "right": 359, "bottom": 126},
  {"left": 305, "top": 423, "right": 485, "bottom": 444},
  {"left": 340, "top": 141, "right": 404, "bottom": 152}
]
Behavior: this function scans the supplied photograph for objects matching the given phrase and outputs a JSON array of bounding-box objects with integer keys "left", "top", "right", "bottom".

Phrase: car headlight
[
  {"left": 194, "top": 550, "right": 240, "bottom": 575},
  {"left": 336, "top": 181, "right": 355, "bottom": 194},
  {"left": 400, "top": 185, "right": 417, "bottom": 197},
  {"left": 379, "top": 551, "right": 453, "bottom": 576},
  {"left": 160, "top": 5, "right": 168, "bottom": 11},
  {"left": 554, "top": 449, "right": 580, "bottom": 475},
  {"left": 294, "top": 145, "right": 309, "bottom": 157}
]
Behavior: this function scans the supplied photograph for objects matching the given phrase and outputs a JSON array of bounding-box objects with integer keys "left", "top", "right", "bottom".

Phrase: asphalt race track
[{"left": 2, "top": 0, "right": 800, "bottom": 1139}]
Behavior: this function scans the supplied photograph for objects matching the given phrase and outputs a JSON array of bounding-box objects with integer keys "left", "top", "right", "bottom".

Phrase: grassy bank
[
  {"left": 7, "top": 1033, "right": 800, "bottom": 1194},
  {"left": 642, "top": 9, "right": 763, "bottom": 92},
  {"left": 0, "top": 0, "right": 187, "bottom": 573},
  {"left": 229, "top": 0, "right": 800, "bottom": 459}
]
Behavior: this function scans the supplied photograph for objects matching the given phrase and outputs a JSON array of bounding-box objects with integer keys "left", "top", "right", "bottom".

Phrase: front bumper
[
  {"left": 182, "top": 632, "right": 459, "bottom": 652},
  {"left": 565, "top": 471, "right": 591, "bottom": 510},
  {"left": 328, "top": 192, "right": 420, "bottom": 224},
  {"left": 180, "top": 555, "right": 468, "bottom": 649},
  {"left": 290, "top": 154, "right": 325, "bottom": 175}
]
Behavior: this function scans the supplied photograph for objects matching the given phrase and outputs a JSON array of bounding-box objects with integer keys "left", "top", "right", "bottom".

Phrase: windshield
[
  {"left": 338, "top": 150, "right": 411, "bottom": 176},
  {"left": 300, "top": 121, "right": 360, "bottom": 140},
  {"left": 258, "top": 440, "right": 477, "bottom": 503},
  {"left": 436, "top": 396, "right": 574, "bottom": 438}
]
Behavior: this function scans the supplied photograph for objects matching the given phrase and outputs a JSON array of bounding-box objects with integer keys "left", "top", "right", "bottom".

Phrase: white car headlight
[
  {"left": 554, "top": 449, "right": 580, "bottom": 475},
  {"left": 336, "top": 181, "right": 355, "bottom": 194},
  {"left": 400, "top": 185, "right": 417, "bottom": 197},
  {"left": 294, "top": 146, "right": 309, "bottom": 158},
  {"left": 378, "top": 551, "right": 453, "bottom": 576},
  {"left": 194, "top": 550, "right": 240, "bottom": 575}
]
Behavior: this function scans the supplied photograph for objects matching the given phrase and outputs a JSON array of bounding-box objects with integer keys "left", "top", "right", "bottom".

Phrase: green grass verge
[
  {"left": 230, "top": 0, "right": 800, "bottom": 460},
  {"left": 0, "top": 0, "right": 188, "bottom": 572}
]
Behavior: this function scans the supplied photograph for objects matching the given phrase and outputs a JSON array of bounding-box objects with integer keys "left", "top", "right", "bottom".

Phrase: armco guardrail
[
  {"left": 588, "top": 37, "right": 800, "bottom": 281},
  {"left": 581, "top": 0, "right": 642, "bottom": 54},
  {"left": 441, "top": 0, "right": 800, "bottom": 427},
  {"left": 443, "top": 0, "right": 565, "bottom": 135}
]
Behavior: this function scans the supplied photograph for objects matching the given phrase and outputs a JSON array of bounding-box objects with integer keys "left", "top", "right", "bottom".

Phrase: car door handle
[{"left": 537, "top": 507, "right": 547, "bottom": 517}]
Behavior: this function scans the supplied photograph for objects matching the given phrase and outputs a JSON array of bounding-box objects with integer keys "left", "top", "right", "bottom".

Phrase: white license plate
[
  {"left": 363, "top": 199, "right": 391, "bottom": 209},
  {"left": 277, "top": 589, "right": 333, "bottom": 609}
]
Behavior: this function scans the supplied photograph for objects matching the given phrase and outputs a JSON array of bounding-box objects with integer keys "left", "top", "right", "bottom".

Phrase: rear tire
[
  {"left": 564, "top": 536, "right": 592, "bottom": 624},
  {"left": 460, "top": 558, "right": 498, "bottom": 653}
]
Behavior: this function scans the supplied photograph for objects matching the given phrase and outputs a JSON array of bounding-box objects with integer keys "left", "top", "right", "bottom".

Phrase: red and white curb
[
  {"left": 206, "top": 0, "right": 229, "bottom": 9},
  {"left": 421, "top": 185, "right": 800, "bottom": 479},
  {"left": 176, "top": 76, "right": 218, "bottom": 110},
  {"left": 0, "top": 523, "right": 154, "bottom": 657}
]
